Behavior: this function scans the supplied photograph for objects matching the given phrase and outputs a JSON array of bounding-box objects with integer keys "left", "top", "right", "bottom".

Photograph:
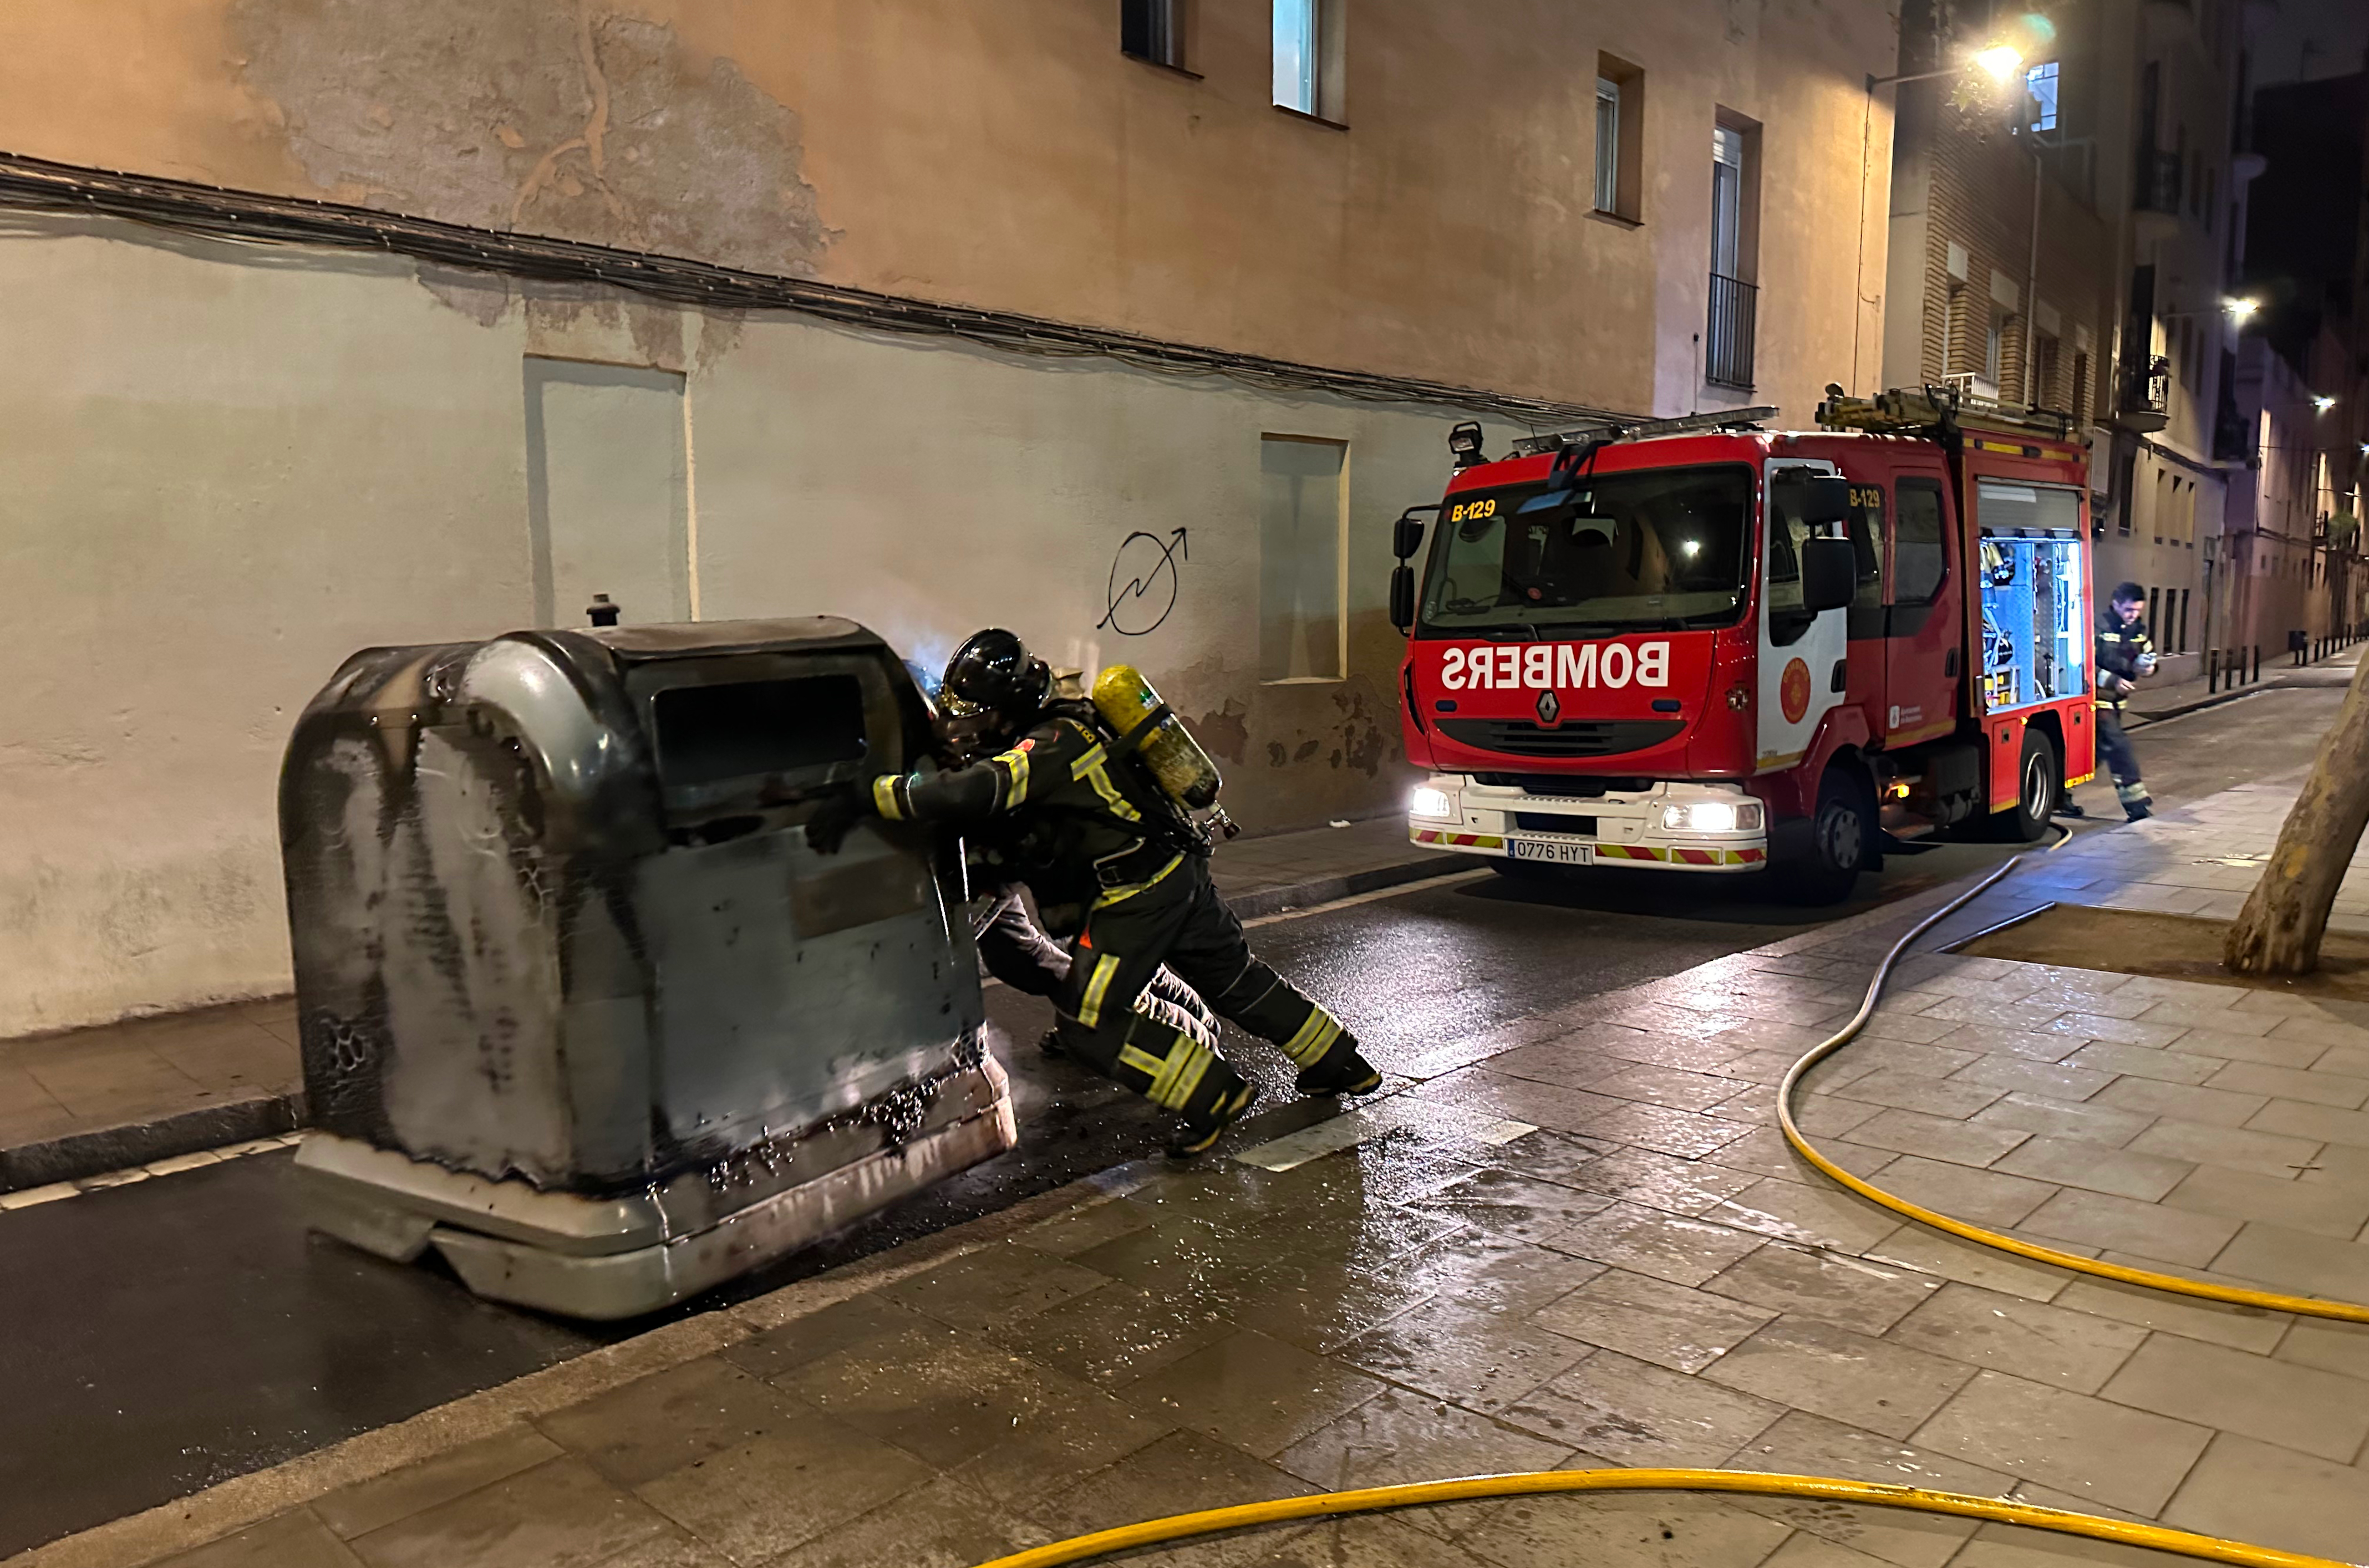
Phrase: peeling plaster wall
[{"left": 0, "top": 0, "right": 1895, "bottom": 421}]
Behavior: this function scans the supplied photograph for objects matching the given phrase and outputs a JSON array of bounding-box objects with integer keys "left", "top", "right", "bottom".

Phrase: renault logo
[{"left": 1535, "top": 688, "right": 1561, "bottom": 726}]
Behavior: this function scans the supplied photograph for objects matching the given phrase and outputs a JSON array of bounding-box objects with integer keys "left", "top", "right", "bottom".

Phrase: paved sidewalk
[
  {"left": 39, "top": 775, "right": 2369, "bottom": 1568},
  {"left": 0, "top": 815, "right": 1461, "bottom": 1195},
  {"left": 2123, "top": 640, "right": 2360, "bottom": 728}
]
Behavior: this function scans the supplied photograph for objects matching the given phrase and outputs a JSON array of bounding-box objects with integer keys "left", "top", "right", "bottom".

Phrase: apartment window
[
  {"left": 1595, "top": 80, "right": 1620, "bottom": 211},
  {"left": 1122, "top": 0, "right": 1187, "bottom": 69},
  {"left": 1272, "top": 0, "right": 1342, "bottom": 120},
  {"left": 1984, "top": 309, "right": 2005, "bottom": 387},
  {"left": 2177, "top": 587, "right": 2191, "bottom": 651},
  {"left": 1594, "top": 56, "right": 1645, "bottom": 221},
  {"left": 1706, "top": 119, "right": 1760, "bottom": 388},
  {"left": 1259, "top": 435, "right": 1346, "bottom": 682},
  {"left": 2035, "top": 333, "right": 2062, "bottom": 409},
  {"left": 2072, "top": 350, "right": 2091, "bottom": 425},
  {"left": 2026, "top": 61, "right": 2060, "bottom": 132}
]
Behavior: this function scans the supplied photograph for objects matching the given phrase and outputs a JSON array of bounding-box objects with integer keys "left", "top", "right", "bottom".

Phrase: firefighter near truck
[{"left": 1390, "top": 387, "right": 2098, "bottom": 903}]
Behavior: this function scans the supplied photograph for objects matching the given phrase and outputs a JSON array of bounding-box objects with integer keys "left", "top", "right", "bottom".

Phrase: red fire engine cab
[{"left": 1390, "top": 387, "right": 2097, "bottom": 902}]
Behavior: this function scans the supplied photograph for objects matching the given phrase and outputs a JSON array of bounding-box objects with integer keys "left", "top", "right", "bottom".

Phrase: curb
[{"left": 0, "top": 1091, "right": 304, "bottom": 1195}]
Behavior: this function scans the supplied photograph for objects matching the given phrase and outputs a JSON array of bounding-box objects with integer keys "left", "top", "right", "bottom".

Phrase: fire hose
[{"left": 972, "top": 827, "right": 2369, "bottom": 1568}]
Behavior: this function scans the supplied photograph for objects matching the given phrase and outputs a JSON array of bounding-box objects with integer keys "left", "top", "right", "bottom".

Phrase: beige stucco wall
[
  {"left": 0, "top": 0, "right": 1898, "bottom": 1035},
  {"left": 0, "top": 212, "right": 1542, "bottom": 1036}
]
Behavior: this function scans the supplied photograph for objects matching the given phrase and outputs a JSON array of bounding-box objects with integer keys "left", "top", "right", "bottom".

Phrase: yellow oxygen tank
[{"left": 1090, "top": 664, "right": 1222, "bottom": 811}]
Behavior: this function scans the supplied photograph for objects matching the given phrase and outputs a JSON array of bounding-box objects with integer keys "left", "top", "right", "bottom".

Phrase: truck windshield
[{"left": 1417, "top": 463, "right": 1753, "bottom": 635}]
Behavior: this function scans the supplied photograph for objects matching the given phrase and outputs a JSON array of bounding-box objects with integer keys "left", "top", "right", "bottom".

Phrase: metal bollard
[
  {"left": 2252, "top": 644, "right": 2261, "bottom": 683},
  {"left": 2208, "top": 649, "right": 2220, "bottom": 694}
]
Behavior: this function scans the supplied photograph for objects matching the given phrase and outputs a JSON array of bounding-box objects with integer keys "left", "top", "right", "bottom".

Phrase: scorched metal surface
[{"left": 278, "top": 617, "right": 1015, "bottom": 1317}]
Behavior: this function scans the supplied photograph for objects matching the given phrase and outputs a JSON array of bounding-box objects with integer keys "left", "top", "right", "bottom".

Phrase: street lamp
[
  {"left": 1867, "top": 43, "right": 2024, "bottom": 91},
  {"left": 1975, "top": 44, "right": 2026, "bottom": 83},
  {"left": 2316, "top": 395, "right": 2339, "bottom": 414},
  {"left": 2224, "top": 297, "right": 2261, "bottom": 323}
]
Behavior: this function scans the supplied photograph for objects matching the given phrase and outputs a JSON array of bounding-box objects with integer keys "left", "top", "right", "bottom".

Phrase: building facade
[
  {"left": 2224, "top": 65, "right": 2369, "bottom": 652},
  {"left": 1879, "top": 0, "right": 2248, "bottom": 681},
  {"left": 0, "top": 0, "right": 1899, "bottom": 1035}
]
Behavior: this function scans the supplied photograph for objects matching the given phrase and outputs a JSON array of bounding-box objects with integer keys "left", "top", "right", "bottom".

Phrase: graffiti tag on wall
[{"left": 1098, "top": 528, "right": 1188, "bottom": 636}]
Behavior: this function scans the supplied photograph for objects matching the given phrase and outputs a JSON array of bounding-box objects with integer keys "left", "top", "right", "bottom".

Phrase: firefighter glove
[{"left": 804, "top": 785, "right": 870, "bottom": 855}]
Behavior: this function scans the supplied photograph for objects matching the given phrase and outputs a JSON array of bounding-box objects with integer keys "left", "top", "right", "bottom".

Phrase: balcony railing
[
  {"left": 1706, "top": 273, "right": 1757, "bottom": 389},
  {"left": 2134, "top": 149, "right": 2182, "bottom": 215},
  {"left": 2117, "top": 354, "right": 2171, "bottom": 431}
]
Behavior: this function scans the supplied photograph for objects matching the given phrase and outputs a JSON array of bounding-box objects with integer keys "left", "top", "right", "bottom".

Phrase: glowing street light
[
  {"left": 2223, "top": 297, "right": 2260, "bottom": 323},
  {"left": 1975, "top": 44, "right": 2026, "bottom": 83},
  {"left": 2315, "top": 395, "right": 2339, "bottom": 413}
]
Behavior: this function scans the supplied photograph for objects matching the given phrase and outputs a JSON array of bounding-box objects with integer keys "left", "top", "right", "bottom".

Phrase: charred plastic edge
[{"left": 300, "top": 1057, "right": 1016, "bottom": 1321}]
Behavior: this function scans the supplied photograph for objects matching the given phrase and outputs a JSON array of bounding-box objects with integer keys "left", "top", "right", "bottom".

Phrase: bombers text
[{"left": 1440, "top": 640, "right": 1671, "bottom": 692}]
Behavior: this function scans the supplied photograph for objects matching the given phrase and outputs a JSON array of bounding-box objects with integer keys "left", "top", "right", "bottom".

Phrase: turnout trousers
[
  {"left": 2095, "top": 706, "right": 2151, "bottom": 813},
  {"left": 1049, "top": 853, "right": 1356, "bottom": 1120},
  {"left": 971, "top": 886, "right": 1218, "bottom": 1050}
]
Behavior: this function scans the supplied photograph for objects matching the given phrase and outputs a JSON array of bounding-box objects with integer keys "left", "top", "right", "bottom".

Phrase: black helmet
[{"left": 942, "top": 629, "right": 1051, "bottom": 726}]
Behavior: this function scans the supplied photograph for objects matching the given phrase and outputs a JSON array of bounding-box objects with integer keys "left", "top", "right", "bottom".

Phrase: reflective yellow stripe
[
  {"left": 871, "top": 775, "right": 905, "bottom": 820},
  {"left": 992, "top": 747, "right": 1031, "bottom": 804},
  {"left": 1092, "top": 853, "right": 1184, "bottom": 910},
  {"left": 1163, "top": 1043, "right": 1215, "bottom": 1110},
  {"left": 1145, "top": 1035, "right": 1216, "bottom": 1110},
  {"left": 1077, "top": 953, "right": 1120, "bottom": 1028},
  {"left": 1117, "top": 1042, "right": 1167, "bottom": 1079},
  {"left": 1282, "top": 1008, "right": 1343, "bottom": 1068},
  {"left": 1067, "top": 726, "right": 1143, "bottom": 823}
]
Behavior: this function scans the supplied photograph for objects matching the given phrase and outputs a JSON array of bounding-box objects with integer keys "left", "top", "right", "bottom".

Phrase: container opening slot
[{"left": 653, "top": 675, "right": 867, "bottom": 788}]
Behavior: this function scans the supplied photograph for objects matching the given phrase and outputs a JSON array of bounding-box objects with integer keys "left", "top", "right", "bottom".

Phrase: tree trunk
[{"left": 2225, "top": 651, "right": 2369, "bottom": 975}]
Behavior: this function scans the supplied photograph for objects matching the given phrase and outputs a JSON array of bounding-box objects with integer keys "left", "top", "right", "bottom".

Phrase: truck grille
[
  {"left": 1435, "top": 718, "right": 1685, "bottom": 759},
  {"left": 1513, "top": 812, "right": 1599, "bottom": 836}
]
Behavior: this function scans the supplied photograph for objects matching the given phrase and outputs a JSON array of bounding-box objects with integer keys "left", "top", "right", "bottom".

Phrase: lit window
[
  {"left": 2026, "top": 61, "right": 2059, "bottom": 133},
  {"left": 1274, "top": 0, "right": 1317, "bottom": 114},
  {"left": 1595, "top": 79, "right": 1620, "bottom": 213}
]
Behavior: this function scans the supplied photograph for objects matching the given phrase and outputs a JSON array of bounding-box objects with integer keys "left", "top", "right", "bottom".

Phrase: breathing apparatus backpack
[{"left": 1090, "top": 665, "right": 1220, "bottom": 808}]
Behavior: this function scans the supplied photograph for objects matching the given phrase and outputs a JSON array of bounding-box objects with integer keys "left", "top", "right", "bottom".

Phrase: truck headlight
[
  {"left": 1661, "top": 801, "right": 1762, "bottom": 833},
  {"left": 1411, "top": 786, "right": 1457, "bottom": 821}
]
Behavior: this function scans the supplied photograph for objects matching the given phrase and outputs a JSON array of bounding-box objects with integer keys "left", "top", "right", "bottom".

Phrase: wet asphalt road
[{"left": 0, "top": 682, "right": 2342, "bottom": 1556}]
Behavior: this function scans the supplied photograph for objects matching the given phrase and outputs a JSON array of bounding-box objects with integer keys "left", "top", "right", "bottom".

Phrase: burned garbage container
[{"left": 281, "top": 617, "right": 1013, "bottom": 1320}]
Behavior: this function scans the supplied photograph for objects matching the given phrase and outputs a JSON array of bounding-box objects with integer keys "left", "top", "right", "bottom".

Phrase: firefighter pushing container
[
  {"left": 938, "top": 694, "right": 1221, "bottom": 1055},
  {"left": 809, "top": 629, "right": 1380, "bottom": 1156}
]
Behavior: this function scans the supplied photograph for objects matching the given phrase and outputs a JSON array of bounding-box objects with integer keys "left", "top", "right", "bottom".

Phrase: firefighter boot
[
  {"left": 1168, "top": 1077, "right": 1259, "bottom": 1159},
  {"left": 1295, "top": 1026, "right": 1383, "bottom": 1098}
]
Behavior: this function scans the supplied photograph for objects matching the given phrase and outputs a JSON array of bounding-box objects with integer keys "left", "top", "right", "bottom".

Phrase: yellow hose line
[
  {"left": 1776, "top": 824, "right": 2369, "bottom": 1324},
  {"left": 968, "top": 1467, "right": 2361, "bottom": 1568}
]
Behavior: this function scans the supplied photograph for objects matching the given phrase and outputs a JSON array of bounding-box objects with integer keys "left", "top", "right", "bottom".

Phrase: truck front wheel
[{"left": 1776, "top": 767, "right": 1877, "bottom": 904}]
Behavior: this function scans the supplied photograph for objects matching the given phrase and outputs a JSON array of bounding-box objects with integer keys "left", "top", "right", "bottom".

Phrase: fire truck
[{"left": 1390, "top": 387, "right": 2097, "bottom": 902}]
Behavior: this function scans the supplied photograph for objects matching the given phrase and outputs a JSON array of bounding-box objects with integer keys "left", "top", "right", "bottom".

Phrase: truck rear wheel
[
  {"left": 1986, "top": 729, "right": 2061, "bottom": 842},
  {"left": 1776, "top": 766, "right": 1876, "bottom": 905}
]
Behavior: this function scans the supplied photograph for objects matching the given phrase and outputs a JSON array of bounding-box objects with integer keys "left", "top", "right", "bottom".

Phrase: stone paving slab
[{"left": 23, "top": 775, "right": 2369, "bottom": 1568}]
